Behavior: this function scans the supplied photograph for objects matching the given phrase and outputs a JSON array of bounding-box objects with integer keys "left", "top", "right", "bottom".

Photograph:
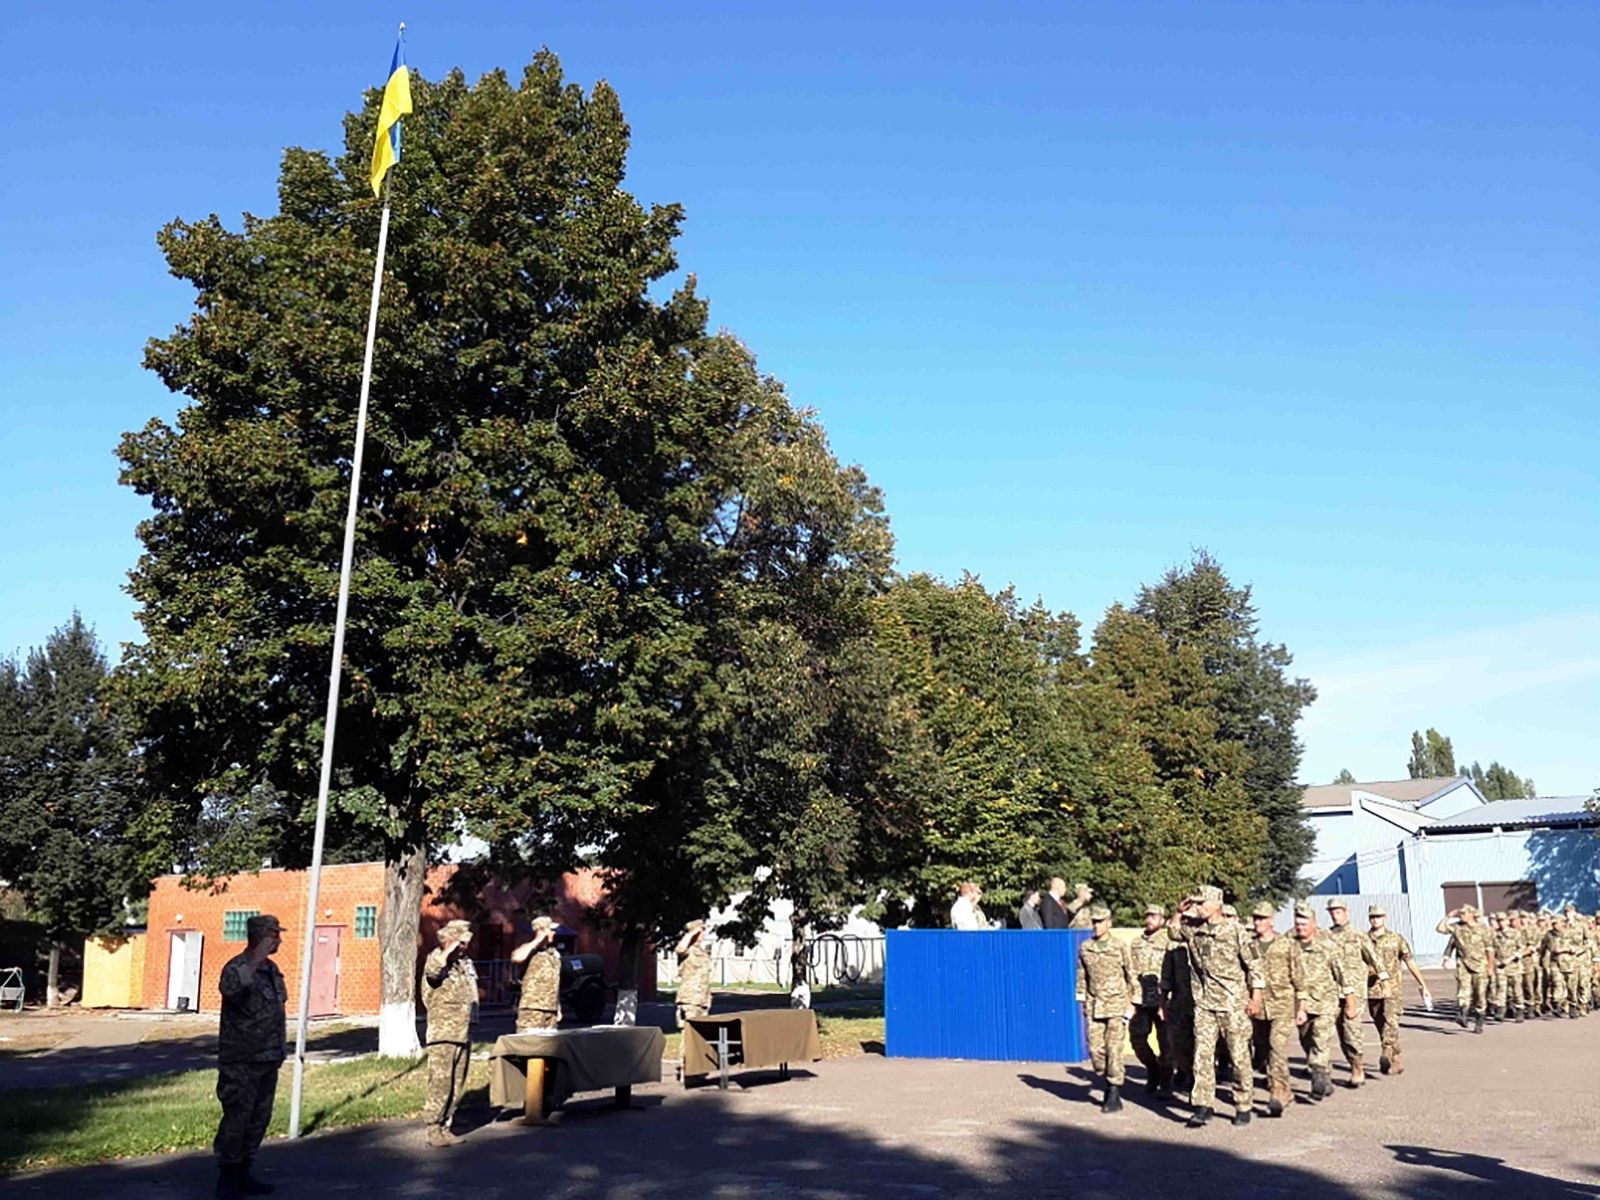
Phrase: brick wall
[{"left": 142, "top": 862, "right": 653, "bottom": 1014}]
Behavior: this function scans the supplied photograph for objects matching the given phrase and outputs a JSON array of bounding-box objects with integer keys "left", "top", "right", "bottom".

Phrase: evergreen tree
[
  {"left": 1132, "top": 552, "right": 1314, "bottom": 900},
  {"left": 0, "top": 616, "right": 138, "bottom": 1004},
  {"left": 1334, "top": 768, "right": 1356, "bottom": 784},
  {"left": 1407, "top": 728, "right": 1456, "bottom": 778}
]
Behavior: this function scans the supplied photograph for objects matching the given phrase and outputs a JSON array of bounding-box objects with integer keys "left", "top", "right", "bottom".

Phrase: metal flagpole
[{"left": 287, "top": 176, "right": 394, "bottom": 1139}]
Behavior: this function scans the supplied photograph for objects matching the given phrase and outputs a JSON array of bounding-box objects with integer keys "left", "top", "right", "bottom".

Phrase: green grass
[
  {"left": 0, "top": 1055, "right": 489, "bottom": 1176},
  {"left": 659, "top": 1013, "right": 884, "bottom": 1062}
]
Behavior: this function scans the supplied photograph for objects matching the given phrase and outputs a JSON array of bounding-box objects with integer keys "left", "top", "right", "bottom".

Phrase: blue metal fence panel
[{"left": 885, "top": 929, "right": 1089, "bottom": 1062}]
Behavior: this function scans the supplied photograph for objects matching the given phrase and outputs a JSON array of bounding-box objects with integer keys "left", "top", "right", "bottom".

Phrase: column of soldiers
[
  {"left": 1468, "top": 904, "right": 1600, "bottom": 1022},
  {"left": 1076, "top": 887, "right": 1445, "bottom": 1126}
]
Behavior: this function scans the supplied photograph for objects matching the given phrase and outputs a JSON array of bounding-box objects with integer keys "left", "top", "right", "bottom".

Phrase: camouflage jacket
[
  {"left": 677, "top": 941, "right": 712, "bottom": 1008},
  {"left": 217, "top": 953, "right": 288, "bottom": 1064},
  {"left": 1367, "top": 929, "right": 1414, "bottom": 999},
  {"left": 1292, "top": 930, "right": 1348, "bottom": 1015},
  {"left": 1250, "top": 933, "right": 1303, "bottom": 1021},
  {"left": 1325, "top": 923, "right": 1382, "bottom": 1001},
  {"left": 1491, "top": 929, "right": 1522, "bottom": 974},
  {"left": 1171, "top": 917, "right": 1256, "bottom": 1013},
  {"left": 422, "top": 946, "right": 478, "bottom": 1044},
  {"left": 1552, "top": 923, "right": 1587, "bottom": 964},
  {"left": 1128, "top": 928, "right": 1172, "bottom": 1008},
  {"left": 1076, "top": 935, "right": 1135, "bottom": 1019},
  {"left": 1159, "top": 939, "right": 1193, "bottom": 1010},
  {"left": 518, "top": 946, "right": 562, "bottom": 1016},
  {"left": 1436, "top": 919, "right": 1492, "bottom": 972}
]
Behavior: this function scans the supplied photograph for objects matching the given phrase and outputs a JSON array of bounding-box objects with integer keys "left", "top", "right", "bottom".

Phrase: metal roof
[
  {"left": 1301, "top": 777, "right": 1465, "bottom": 809},
  {"left": 1425, "top": 796, "right": 1596, "bottom": 833}
]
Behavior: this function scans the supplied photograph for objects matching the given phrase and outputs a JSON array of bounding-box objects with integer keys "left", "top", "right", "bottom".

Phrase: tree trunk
[
  {"left": 612, "top": 926, "right": 642, "bottom": 1026},
  {"left": 46, "top": 941, "right": 62, "bottom": 1008},
  {"left": 789, "top": 908, "right": 812, "bottom": 1009},
  {"left": 376, "top": 839, "right": 427, "bottom": 1057}
]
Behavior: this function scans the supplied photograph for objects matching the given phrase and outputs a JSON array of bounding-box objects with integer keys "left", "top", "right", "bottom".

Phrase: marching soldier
[
  {"left": 1367, "top": 904, "right": 1430, "bottom": 1071},
  {"left": 214, "top": 913, "right": 287, "bottom": 1200},
  {"left": 675, "top": 919, "right": 714, "bottom": 1023},
  {"left": 1290, "top": 902, "right": 1346, "bottom": 1100},
  {"left": 1523, "top": 911, "right": 1545, "bottom": 1018},
  {"left": 1504, "top": 912, "right": 1530, "bottom": 1021},
  {"left": 1324, "top": 898, "right": 1382, "bottom": 1086},
  {"left": 1159, "top": 920, "right": 1196, "bottom": 1096},
  {"left": 1435, "top": 905, "right": 1494, "bottom": 1032},
  {"left": 511, "top": 915, "right": 562, "bottom": 1030},
  {"left": 1170, "top": 886, "right": 1259, "bottom": 1128},
  {"left": 1128, "top": 903, "right": 1173, "bottom": 1095},
  {"left": 1247, "top": 902, "right": 1303, "bottom": 1117},
  {"left": 1552, "top": 905, "right": 1587, "bottom": 1018},
  {"left": 421, "top": 919, "right": 477, "bottom": 1147},
  {"left": 1076, "top": 905, "right": 1136, "bottom": 1113},
  {"left": 1488, "top": 913, "right": 1518, "bottom": 1021}
]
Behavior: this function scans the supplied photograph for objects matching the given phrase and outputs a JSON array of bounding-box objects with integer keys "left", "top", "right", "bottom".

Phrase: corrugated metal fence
[{"left": 886, "top": 930, "right": 1089, "bottom": 1063}]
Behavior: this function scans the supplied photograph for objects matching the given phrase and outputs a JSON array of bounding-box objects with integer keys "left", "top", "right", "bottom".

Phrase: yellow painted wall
[{"left": 82, "top": 933, "right": 146, "bottom": 1008}]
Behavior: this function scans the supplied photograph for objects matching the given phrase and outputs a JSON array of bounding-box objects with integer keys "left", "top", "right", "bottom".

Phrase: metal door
[
  {"left": 166, "top": 930, "right": 204, "bottom": 1011},
  {"left": 309, "top": 925, "right": 342, "bottom": 1016}
]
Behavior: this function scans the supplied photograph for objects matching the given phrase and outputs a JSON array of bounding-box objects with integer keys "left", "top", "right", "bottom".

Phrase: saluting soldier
[
  {"left": 511, "top": 915, "right": 562, "bottom": 1031},
  {"left": 675, "top": 919, "right": 713, "bottom": 1023},
  {"left": 1247, "top": 902, "right": 1303, "bottom": 1117},
  {"left": 1324, "top": 898, "right": 1382, "bottom": 1086},
  {"left": 1170, "top": 886, "right": 1259, "bottom": 1128},
  {"left": 421, "top": 918, "right": 477, "bottom": 1148},
  {"left": 1076, "top": 905, "right": 1136, "bottom": 1113},
  {"left": 214, "top": 913, "right": 287, "bottom": 1200},
  {"left": 1128, "top": 903, "right": 1173, "bottom": 1095},
  {"left": 1290, "top": 902, "right": 1347, "bottom": 1100},
  {"left": 1367, "top": 904, "right": 1430, "bottom": 1071},
  {"left": 1435, "top": 905, "right": 1494, "bottom": 1032}
]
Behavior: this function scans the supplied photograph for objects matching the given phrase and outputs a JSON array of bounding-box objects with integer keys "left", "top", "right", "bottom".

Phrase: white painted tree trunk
[
  {"left": 376, "top": 839, "right": 426, "bottom": 1058},
  {"left": 46, "top": 942, "right": 61, "bottom": 1008},
  {"left": 612, "top": 989, "right": 638, "bottom": 1026},
  {"left": 378, "top": 1000, "right": 420, "bottom": 1057}
]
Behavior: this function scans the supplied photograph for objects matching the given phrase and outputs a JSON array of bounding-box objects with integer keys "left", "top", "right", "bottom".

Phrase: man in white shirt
[{"left": 950, "top": 882, "right": 988, "bottom": 930}]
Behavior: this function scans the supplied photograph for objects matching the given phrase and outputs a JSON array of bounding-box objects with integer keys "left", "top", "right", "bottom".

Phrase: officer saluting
[{"left": 214, "top": 913, "right": 287, "bottom": 1199}]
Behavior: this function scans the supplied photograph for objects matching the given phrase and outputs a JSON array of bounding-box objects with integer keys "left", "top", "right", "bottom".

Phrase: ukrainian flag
[{"left": 370, "top": 37, "right": 413, "bottom": 196}]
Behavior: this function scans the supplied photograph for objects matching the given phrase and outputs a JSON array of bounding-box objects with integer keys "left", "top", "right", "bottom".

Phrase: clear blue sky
[{"left": 4, "top": 2, "right": 1596, "bottom": 792}]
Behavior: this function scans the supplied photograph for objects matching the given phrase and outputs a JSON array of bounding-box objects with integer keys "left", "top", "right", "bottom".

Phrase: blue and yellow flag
[{"left": 370, "top": 37, "right": 413, "bottom": 196}]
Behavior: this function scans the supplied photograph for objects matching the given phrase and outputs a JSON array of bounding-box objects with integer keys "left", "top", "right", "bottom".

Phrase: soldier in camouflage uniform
[
  {"left": 1247, "top": 902, "right": 1302, "bottom": 1117},
  {"left": 1367, "top": 904, "right": 1429, "bottom": 1070},
  {"left": 675, "top": 919, "right": 713, "bottom": 1023},
  {"left": 1552, "top": 905, "right": 1587, "bottom": 1018},
  {"left": 214, "top": 913, "right": 287, "bottom": 1200},
  {"left": 511, "top": 915, "right": 561, "bottom": 1030},
  {"left": 1589, "top": 914, "right": 1600, "bottom": 1011},
  {"left": 1170, "top": 886, "right": 1259, "bottom": 1128},
  {"left": 1503, "top": 912, "right": 1530, "bottom": 1021},
  {"left": 1159, "top": 920, "right": 1195, "bottom": 1096},
  {"left": 1436, "top": 905, "right": 1494, "bottom": 1032},
  {"left": 1077, "top": 905, "right": 1136, "bottom": 1113},
  {"left": 1536, "top": 912, "right": 1556, "bottom": 1016},
  {"left": 421, "top": 919, "right": 478, "bottom": 1147},
  {"left": 1522, "top": 912, "right": 1545, "bottom": 1017},
  {"left": 1324, "top": 898, "right": 1382, "bottom": 1086},
  {"left": 1291, "top": 902, "right": 1347, "bottom": 1100},
  {"left": 1488, "top": 913, "right": 1519, "bottom": 1021},
  {"left": 1128, "top": 903, "right": 1173, "bottom": 1095}
]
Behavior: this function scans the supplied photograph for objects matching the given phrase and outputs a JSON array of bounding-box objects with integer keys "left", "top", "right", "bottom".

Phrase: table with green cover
[
  {"left": 682, "top": 1008, "right": 822, "bottom": 1088},
  {"left": 489, "top": 1027, "right": 665, "bottom": 1123}
]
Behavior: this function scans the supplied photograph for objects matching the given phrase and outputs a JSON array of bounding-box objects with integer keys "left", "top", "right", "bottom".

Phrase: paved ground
[{"left": 9, "top": 997, "right": 1600, "bottom": 1199}]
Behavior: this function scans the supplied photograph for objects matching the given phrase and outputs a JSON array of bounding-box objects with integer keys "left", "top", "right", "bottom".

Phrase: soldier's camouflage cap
[
  {"left": 1251, "top": 901, "right": 1276, "bottom": 919},
  {"left": 246, "top": 914, "right": 284, "bottom": 940},
  {"left": 1089, "top": 905, "right": 1112, "bottom": 922},
  {"left": 1197, "top": 885, "right": 1224, "bottom": 905},
  {"left": 1564, "top": 903, "right": 1577, "bottom": 912},
  {"left": 530, "top": 915, "right": 556, "bottom": 931},
  {"left": 1221, "top": 904, "right": 1238, "bottom": 918},
  {"left": 438, "top": 918, "right": 473, "bottom": 941},
  {"left": 683, "top": 918, "right": 706, "bottom": 933},
  {"left": 1368, "top": 905, "right": 1386, "bottom": 918},
  {"left": 1325, "top": 898, "right": 1348, "bottom": 911},
  {"left": 1144, "top": 903, "right": 1167, "bottom": 917},
  {"left": 1293, "top": 901, "right": 1314, "bottom": 918},
  {"left": 1460, "top": 904, "right": 1479, "bottom": 915}
]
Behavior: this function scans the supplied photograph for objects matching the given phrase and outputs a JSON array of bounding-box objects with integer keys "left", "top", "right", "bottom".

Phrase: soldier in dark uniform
[
  {"left": 421, "top": 918, "right": 477, "bottom": 1147},
  {"left": 214, "top": 913, "right": 287, "bottom": 1199}
]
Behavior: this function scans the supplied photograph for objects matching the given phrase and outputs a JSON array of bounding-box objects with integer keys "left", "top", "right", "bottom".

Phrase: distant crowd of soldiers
[{"left": 1075, "top": 887, "right": 1600, "bottom": 1127}]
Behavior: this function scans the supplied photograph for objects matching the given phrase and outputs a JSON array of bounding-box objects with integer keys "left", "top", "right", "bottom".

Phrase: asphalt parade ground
[{"left": 11, "top": 997, "right": 1600, "bottom": 1199}]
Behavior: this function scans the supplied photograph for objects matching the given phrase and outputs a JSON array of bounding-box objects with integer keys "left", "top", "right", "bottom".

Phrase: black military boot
[
  {"left": 1232, "top": 1108, "right": 1252, "bottom": 1127},
  {"left": 1156, "top": 1067, "right": 1175, "bottom": 1097},
  {"left": 1514, "top": 1008, "right": 1525, "bottom": 1022},
  {"left": 1455, "top": 1011, "right": 1469, "bottom": 1029},
  {"left": 238, "top": 1161, "right": 275, "bottom": 1196},
  {"left": 1102, "top": 1084, "right": 1123, "bottom": 1114},
  {"left": 1185, "top": 1106, "right": 1213, "bottom": 1129},
  {"left": 1144, "top": 1069, "right": 1161, "bottom": 1095},
  {"left": 1473, "top": 1011, "right": 1484, "bottom": 1034},
  {"left": 216, "top": 1165, "right": 245, "bottom": 1200}
]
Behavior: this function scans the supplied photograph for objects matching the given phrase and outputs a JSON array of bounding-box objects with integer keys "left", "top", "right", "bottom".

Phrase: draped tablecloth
[
  {"left": 488, "top": 1026, "right": 665, "bottom": 1110},
  {"left": 681, "top": 1009, "right": 822, "bottom": 1078}
]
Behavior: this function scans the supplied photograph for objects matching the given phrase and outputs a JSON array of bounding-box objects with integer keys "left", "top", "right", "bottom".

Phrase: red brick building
[{"left": 142, "top": 862, "right": 654, "bottom": 1015}]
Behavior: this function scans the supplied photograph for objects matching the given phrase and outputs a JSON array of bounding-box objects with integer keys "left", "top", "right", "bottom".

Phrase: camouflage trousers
[
  {"left": 1335, "top": 1004, "right": 1366, "bottom": 1066},
  {"left": 1529, "top": 965, "right": 1546, "bottom": 1011},
  {"left": 676, "top": 1002, "right": 710, "bottom": 1025},
  {"left": 517, "top": 1006, "right": 558, "bottom": 1032},
  {"left": 1551, "top": 967, "right": 1585, "bottom": 1013},
  {"left": 214, "top": 1061, "right": 280, "bottom": 1165},
  {"left": 1367, "top": 997, "right": 1402, "bottom": 1055},
  {"left": 1297, "top": 1011, "right": 1334, "bottom": 1070},
  {"left": 1492, "top": 969, "right": 1524, "bottom": 1012},
  {"left": 1166, "top": 1006, "right": 1195, "bottom": 1078},
  {"left": 1087, "top": 1016, "right": 1127, "bottom": 1086},
  {"left": 1251, "top": 1016, "right": 1293, "bottom": 1100},
  {"left": 1127, "top": 1005, "right": 1169, "bottom": 1081},
  {"left": 1455, "top": 966, "right": 1488, "bottom": 1016},
  {"left": 423, "top": 1041, "right": 471, "bottom": 1128},
  {"left": 1191, "top": 1007, "right": 1251, "bottom": 1112}
]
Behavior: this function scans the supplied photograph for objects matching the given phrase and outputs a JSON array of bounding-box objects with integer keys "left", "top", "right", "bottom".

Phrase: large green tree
[
  {"left": 118, "top": 54, "right": 888, "bottom": 1049},
  {"left": 1132, "top": 552, "right": 1314, "bottom": 900},
  {"left": 0, "top": 616, "right": 139, "bottom": 1004},
  {"left": 1464, "top": 760, "right": 1535, "bottom": 800},
  {"left": 1407, "top": 728, "right": 1457, "bottom": 778}
]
